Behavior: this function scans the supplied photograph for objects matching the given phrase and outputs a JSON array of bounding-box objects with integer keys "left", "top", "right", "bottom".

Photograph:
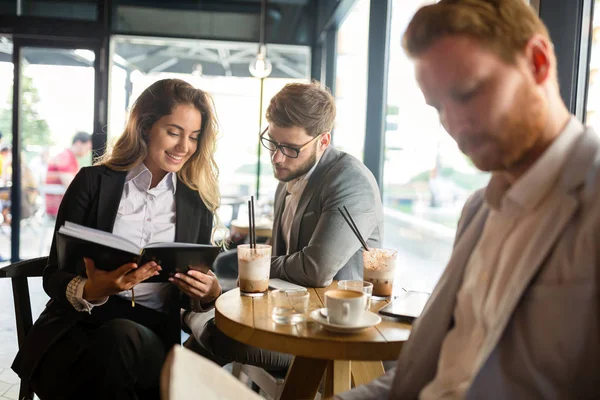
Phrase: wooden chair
[
  {"left": 0, "top": 256, "right": 47, "bottom": 400},
  {"left": 231, "top": 362, "right": 286, "bottom": 400}
]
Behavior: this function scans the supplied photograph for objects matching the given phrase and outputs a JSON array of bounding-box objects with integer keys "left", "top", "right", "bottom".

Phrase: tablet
[
  {"left": 378, "top": 291, "right": 430, "bottom": 322},
  {"left": 268, "top": 278, "right": 306, "bottom": 291}
]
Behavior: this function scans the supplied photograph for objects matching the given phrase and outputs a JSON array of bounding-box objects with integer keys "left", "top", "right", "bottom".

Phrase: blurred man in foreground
[{"left": 338, "top": 0, "right": 600, "bottom": 398}]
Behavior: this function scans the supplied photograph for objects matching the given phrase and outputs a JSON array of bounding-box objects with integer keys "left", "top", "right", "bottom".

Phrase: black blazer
[{"left": 12, "top": 165, "right": 213, "bottom": 381}]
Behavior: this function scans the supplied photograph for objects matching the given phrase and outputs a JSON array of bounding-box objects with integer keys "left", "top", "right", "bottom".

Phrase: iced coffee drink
[
  {"left": 238, "top": 244, "right": 271, "bottom": 296},
  {"left": 362, "top": 248, "right": 397, "bottom": 297}
]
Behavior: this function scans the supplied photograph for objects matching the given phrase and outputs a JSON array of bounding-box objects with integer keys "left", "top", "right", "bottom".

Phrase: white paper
[{"left": 161, "top": 346, "right": 264, "bottom": 400}]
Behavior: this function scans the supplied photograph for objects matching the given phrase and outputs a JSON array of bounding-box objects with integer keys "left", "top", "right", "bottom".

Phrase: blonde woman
[{"left": 13, "top": 79, "right": 222, "bottom": 400}]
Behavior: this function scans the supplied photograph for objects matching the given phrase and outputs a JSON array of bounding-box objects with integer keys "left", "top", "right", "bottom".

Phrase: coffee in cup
[
  {"left": 325, "top": 289, "right": 367, "bottom": 326},
  {"left": 238, "top": 244, "right": 271, "bottom": 296},
  {"left": 338, "top": 280, "right": 373, "bottom": 310},
  {"left": 362, "top": 248, "right": 398, "bottom": 297}
]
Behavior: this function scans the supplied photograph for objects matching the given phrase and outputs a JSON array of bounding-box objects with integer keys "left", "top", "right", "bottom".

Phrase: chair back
[
  {"left": 212, "top": 249, "right": 239, "bottom": 293},
  {"left": 0, "top": 256, "right": 48, "bottom": 400},
  {"left": 0, "top": 256, "right": 47, "bottom": 279}
]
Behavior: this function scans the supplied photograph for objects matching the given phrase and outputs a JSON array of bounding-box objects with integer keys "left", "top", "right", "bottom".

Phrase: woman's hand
[
  {"left": 169, "top": 269, "right": 222, "bottom": 304},
  {"left": 82, "top": 257, "right": 162, "bottom": 301}
]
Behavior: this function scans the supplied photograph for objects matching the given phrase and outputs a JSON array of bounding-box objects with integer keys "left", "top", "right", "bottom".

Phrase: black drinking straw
[
  {"left": 250, "top": 196, "right": 257, "bottom": 249},
  {"left": 338, "top": 206, "right": 369, "bottom": 251},
  {"left": 247, "top": 200, "right": 254, "bottom": 249}
]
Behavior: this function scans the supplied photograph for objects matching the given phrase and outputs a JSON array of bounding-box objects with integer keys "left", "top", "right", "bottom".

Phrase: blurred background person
[
  {"left": 0, "top": 146, "right": 11, "bottom": 185},
  {"left": 44, "top": 131, "right": 92, "bottom": 218}
]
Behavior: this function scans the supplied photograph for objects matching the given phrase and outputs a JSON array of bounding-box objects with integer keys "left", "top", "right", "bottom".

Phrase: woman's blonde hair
[
  {"left": 100, "top": 78, "right": 221, "bottom": 240},
  {"left": 403, "top": 0, "right": 550, "bottom": 64}
]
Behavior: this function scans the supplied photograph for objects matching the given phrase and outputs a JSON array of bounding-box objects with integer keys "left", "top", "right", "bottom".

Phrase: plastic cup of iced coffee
[
  {"left": 237, "top": 244, "right": 272, "bottom": 297},
  {"left": 362, "top": 248, "right": 398, "bottom": 298}
]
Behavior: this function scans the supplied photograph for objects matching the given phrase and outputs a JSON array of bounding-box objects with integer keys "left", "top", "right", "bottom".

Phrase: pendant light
[{"left": 249, "top": 0, "right": 272, "bottom": 78}]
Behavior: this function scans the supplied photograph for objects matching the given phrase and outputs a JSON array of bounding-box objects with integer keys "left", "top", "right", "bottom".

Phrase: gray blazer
[
  {"left": 270, "top": 146, "right": 384, "bottom": 287},
  {"left": 338, "top": 126, "right": 600, "bottom": 399}
]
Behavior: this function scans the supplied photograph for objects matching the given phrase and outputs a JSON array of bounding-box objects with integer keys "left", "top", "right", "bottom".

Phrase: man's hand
[
  {"left": 82, "top": 257, "right": 162, "bottom": 301},
  {"left": 169, "top": 269, "right": 222, "bottom": 304}
]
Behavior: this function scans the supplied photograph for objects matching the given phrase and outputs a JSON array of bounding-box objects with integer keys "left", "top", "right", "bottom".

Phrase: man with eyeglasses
[
  {"left": 184, "top": 81, "right": 384, "bottom": 373},
  {"left": 260, "top": 82, "right": 383, "bottom": 286}
]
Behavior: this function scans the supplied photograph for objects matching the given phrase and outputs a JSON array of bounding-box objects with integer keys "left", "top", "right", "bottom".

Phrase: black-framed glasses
[{"left": 259, "top": 127, "right": 322, "bottom": 159}]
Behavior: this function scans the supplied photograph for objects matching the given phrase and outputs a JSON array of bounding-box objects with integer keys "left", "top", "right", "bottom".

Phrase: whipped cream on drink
[
  {"left": 363, "top": 248, "right": 397, "bottom": 297},
  {"left": 238, "top": 251, "right": 270, "bottom": 280}
]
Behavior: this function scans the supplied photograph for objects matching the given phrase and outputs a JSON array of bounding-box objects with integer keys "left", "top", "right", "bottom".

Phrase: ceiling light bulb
[
  {"left": 192, "top": 63, "right": 203, "bottom": 76},
  {"left": 249, "top": 45, "right": 272, "bottom": 78}
]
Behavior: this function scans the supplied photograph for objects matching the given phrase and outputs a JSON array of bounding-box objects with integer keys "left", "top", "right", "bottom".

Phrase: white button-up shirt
[{"left": 68, "top": 163, "right": 178, "bottom": 313}]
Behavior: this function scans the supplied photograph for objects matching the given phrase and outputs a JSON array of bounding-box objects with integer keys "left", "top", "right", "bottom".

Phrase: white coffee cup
[{"left": 325, "top": 289, "right": 367, "bottom": 326}]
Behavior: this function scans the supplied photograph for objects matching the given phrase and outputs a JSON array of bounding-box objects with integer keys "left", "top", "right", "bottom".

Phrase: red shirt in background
[{"left": 45, "top": 149, "right": 78, "bottom": 216}]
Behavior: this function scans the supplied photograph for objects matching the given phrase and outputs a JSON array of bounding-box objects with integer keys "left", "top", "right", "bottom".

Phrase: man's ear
[
  {"left": 320, "top": 132, "right": 332, "bottom": 150},
  {"left": 525, "top": 34, "right": 552, "bottom": 85}
]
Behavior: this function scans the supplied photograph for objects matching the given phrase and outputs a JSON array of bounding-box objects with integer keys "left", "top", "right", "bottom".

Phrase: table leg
[
  {"left": 280, "top": 356, "right": 328, "bottom": 400},
  {"left": 350, "top": 361, "right": 385, "bottom": 387},
  {"left": 323, "top": 360, "right": 351, "bottom": 399}
]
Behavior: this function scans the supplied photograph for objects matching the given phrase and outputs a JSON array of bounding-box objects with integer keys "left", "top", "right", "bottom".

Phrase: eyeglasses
[{"left": 260, "top": 127, "right": 322, "bottom": 159}]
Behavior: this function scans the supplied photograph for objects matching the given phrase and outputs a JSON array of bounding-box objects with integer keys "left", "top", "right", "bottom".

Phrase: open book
[
  {"left": 56, "top": 222, "right": 221, "bottom": 283},
  {"left": 161, "top": 346, "right": 263, "bottom": 400}
]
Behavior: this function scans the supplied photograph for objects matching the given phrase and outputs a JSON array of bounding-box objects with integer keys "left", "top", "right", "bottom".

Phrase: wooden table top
[{"left": 215, "top": 282, "right": 411, "bottom": 361}]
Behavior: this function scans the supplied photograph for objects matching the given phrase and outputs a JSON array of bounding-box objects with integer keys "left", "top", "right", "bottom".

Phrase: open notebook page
[
  {"left": 145, "top": 242, "right": 210, "bottom": 248},
  {"left": 61, "top": 221, "right": 140, "bottom": 254}
]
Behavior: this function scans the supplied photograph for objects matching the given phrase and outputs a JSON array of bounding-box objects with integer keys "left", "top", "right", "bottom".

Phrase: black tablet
[{"left": 378, "top": 291, "right": 430, "bottom": 322}]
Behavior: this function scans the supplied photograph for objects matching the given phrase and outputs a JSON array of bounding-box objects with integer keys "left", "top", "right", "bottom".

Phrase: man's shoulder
[
  {"left": 564, "top": 126, "right": 600, "bottom": 202},
  {"left": 313, "top": 149, "right": 380, "bottom": 205},
  {"left": 464, "top": 188, "right": 486, "bottom": 210},
  {"left": 322, "top": 147, "right": 376, "bottom": 180}
]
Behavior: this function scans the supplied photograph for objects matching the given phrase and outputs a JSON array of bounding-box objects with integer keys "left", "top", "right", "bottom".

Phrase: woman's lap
[{"left": 32, "top": 318, "right": 166, "bottom": 400}]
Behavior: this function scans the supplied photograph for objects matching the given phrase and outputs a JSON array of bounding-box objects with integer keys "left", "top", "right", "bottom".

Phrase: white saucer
[{"left": 310, "top": 308, "right": 381, "bottom": 333}]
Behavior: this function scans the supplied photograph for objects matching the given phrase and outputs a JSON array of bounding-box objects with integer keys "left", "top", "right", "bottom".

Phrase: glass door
[
  {"left": 10, "top": 38, "right": 102, "bottom": 262},
  {"left": 0, "top": 37, "right": 104, "bottom": 390}
]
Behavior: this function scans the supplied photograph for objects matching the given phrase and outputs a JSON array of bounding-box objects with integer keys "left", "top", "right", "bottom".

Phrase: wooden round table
[{"left": 215, "top": 282, "right": 412, "bottom": 399}]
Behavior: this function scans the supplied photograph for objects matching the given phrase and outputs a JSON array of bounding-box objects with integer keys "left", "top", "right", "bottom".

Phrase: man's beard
[
  {"left": 273, "top": 145, "right": 318, "bottom": 183},
  {"left": 460, "top": 80, "right": 547, "bottom": 173}
]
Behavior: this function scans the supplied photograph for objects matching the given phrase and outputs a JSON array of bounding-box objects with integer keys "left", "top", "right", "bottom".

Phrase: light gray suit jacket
[
  {"left": 270, "top": 146, "right": 384, "bottom": 287},
  {"left": 339, "top": 126, "right": 600, "bottom": 399}
]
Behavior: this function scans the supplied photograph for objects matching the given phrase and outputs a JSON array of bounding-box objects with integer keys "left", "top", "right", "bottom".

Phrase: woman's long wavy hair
[{"left": 100, "top": 78, "right": 221, "bottom": 242}]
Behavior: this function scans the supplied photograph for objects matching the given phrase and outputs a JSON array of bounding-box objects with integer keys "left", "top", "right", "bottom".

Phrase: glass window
[
  {"left": 109, "top": 36, "right": 310, "bottom": 232},
  {"left": 586, "top": 0, "right": 600, "bottom": 130},
  {"left": 19, "top": 0, "right": 98, "bottom": 20},
  {"left": 333, "top": 0, "right": 370, "bottom": 161},
  {"left": 16, "top": 47, "right": 95, "bottom": 260},
  {"left": 0, "top": 0, "right": 16, "bottom": 14},
  {"left": 0, "top": 42, "right": 96, "bottom": 261},
  {"left": 0, "top": 36, "right": 53, "bottom": 390},
  {"left": 382, "top": 1, "right": 489, "bottom": 293},
  {"left": 112, "top": 1, "right": 310, "bottom": 45},
  {"left": 0, "top": 36, "right": 12, "bottom": 264}
]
